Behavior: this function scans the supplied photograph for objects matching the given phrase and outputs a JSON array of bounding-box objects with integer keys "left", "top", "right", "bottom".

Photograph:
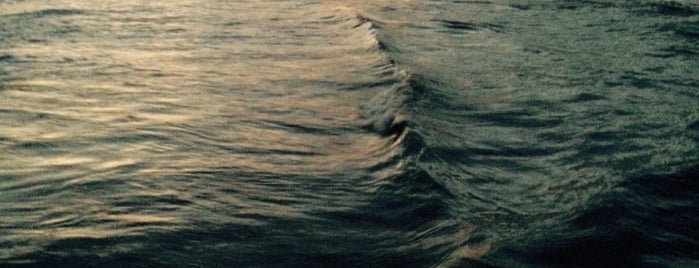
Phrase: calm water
[{"left": 1, "top": 0, "right": 698, "bottom": 267}]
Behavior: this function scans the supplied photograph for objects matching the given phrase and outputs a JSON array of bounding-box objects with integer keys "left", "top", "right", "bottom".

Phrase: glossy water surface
[{"left": 1, "top": 0, "right": 698, "bottom": 267}]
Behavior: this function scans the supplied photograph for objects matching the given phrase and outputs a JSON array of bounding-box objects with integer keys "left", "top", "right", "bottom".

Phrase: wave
[
  {"left": 357, "top": 1, "right": 699, "bottom": 267},
  {"left": 498, "top": 164, "right": 699, "bottom": 267},
  {"left": 0, "top": 1, "right": 473, "bottom": 267},
  {"left": 2, "top": 0, "right": 698, "bottom": 267}
]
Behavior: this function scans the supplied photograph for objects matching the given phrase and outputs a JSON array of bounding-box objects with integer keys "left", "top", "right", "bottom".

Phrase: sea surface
[{"left": 1, "top": 0, "right": 698, "bottom": 267}]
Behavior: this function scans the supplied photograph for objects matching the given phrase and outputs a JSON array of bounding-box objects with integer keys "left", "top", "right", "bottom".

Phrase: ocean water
[{"left": 1, "top": 0, "right": 698, "bottom": 267}]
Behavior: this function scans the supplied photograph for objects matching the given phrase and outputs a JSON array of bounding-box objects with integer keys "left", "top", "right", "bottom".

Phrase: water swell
[
  {"left": 500, "top": 164, "right": 699, "bottom": 267},
  {"left": 2, "top": 0, "right": 697, "bottom": 267},
  {"left": 359, "top": 1, "right": 699, "bottom": 267},
  {"left": 0, "top": 8, "right": 84, "bottom": 44},
  {"left": 330, "top": 4, "right": 498, "bottom": 266},
  {"left": 0, "top": 1, "right": 469, "bottom": 266}
]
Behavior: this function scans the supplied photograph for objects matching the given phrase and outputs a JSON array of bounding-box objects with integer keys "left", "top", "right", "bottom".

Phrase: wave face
[{"left": 1, "top": 0, "right": 698, "bottom": 267}]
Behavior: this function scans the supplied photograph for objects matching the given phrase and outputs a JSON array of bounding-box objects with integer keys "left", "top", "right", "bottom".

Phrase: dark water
[{"left": 1, "top": 0, "right": 698, "bottom": 267}]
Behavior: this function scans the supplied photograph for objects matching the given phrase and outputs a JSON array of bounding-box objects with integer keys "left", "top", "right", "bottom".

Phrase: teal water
[{"left": 1, "top": 0, "right": 698, "bottom": 267}]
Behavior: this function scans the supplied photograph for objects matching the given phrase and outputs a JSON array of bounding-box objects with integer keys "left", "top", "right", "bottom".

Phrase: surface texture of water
[{"left": 1, "top": 0, "right": 698, "bottom": 267}]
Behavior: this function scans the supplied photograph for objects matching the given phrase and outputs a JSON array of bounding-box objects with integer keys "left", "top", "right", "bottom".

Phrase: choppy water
[{"left": 1, "top": 0, "right": 698, "bottom": 267}]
